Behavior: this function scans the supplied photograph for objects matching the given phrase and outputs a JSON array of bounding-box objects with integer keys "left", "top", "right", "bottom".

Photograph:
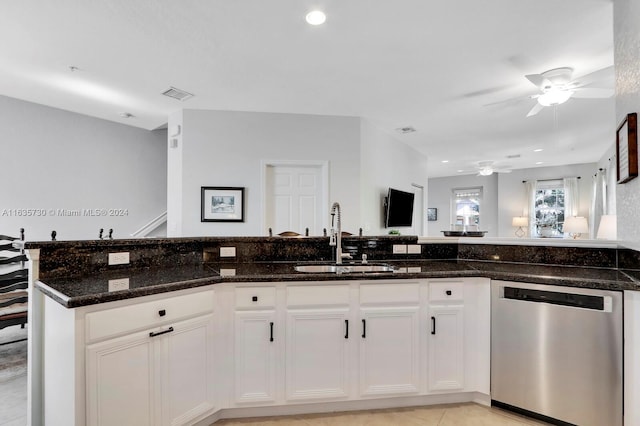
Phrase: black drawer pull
[
  {"left": 362, "top": 319, "right": 366, "bottom": 338},
  {"left": 252, "top": 296, "right": 258, "bottom": 302},
  {"left": 446, "top": 290, "right": 452, "bottom": 296},
  {"left": 345, "top": 319, "right": 349, "bottom": 339},
  {"left": 158, "top": 309, "right": 166, "bottom": 317},
  {"left": 149, "top": 327, "right": 174, "bottom": 338},
  {"left": 270, "top": 322, "right": 274, "bottom": 342},
  {"left": 431, "top": 316, "right": 436, "bottom": 335}
]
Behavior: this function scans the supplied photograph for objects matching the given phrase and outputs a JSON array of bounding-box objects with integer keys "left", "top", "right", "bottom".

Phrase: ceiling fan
[
  {"left": 476, "top": 161, "right": 512, "bottom": 176},
  {"left": 523, "top": 67, "right": 613, "bottom": 117}
]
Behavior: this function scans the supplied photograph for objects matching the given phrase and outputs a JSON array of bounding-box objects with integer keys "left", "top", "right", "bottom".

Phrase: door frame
[{"left": 261, "top": 160, "right": 330, "bottom": 235}]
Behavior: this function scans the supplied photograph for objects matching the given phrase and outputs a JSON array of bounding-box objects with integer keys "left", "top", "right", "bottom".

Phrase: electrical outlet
[
  {"left": 220, "top": 247, "right": 236, "bottom": 257},
  {"left": 392, "top": 244, "right": 407, "bottom": 254},
  {"left": 220, "top": 268, "right": 236, "bottom": 277},
  {"left": 108, "top": 278, "right": 130, "bottom": 292},
  {"left": 407, "top": 244, "right": 422, "bottom": 254},
  {"left": 407, "top": 267, "right": 422, "bottom": 273},
  {"left": 108, "top": 252, "right": 130, "bottom": 265}
]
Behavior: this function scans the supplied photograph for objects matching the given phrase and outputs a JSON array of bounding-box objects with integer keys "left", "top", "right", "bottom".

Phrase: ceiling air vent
[
  {"left": 161, "top": 87, "right": 194, "bottom": 101},
  {"left": 395, "top": 126, "right": 416, "bottom": 134}
]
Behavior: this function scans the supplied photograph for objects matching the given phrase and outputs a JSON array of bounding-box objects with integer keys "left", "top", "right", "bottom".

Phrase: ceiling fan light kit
[{"left": 537, "top": 88, "right": 573, "bottom": 106}]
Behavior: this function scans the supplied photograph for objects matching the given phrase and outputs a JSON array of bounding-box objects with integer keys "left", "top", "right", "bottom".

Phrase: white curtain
[
  {"left": 590, "top": 169, "right": 607, "bottom": 237},
  {"left": 563, "top": 177, "right": 580, "bottom": 236},
  {"left": 525, "top": 180, "right": 537, "bottom": 237}
]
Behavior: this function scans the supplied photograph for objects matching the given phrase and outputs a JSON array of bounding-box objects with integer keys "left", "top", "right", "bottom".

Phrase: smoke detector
[{"left": 161, "top": 87, "right": 194, "bottom": 101}]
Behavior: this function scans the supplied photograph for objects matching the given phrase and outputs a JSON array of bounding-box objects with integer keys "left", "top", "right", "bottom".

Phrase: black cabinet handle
[
  {"left": 149, "top": 326, "right": 174, "bottom": 338},
  {"left": 431, "top": 316, "right": 436, "bottom": 335},
  {"left": 446, "top": 290, "right": 452, "bottom": 296},
  {"left": 345, "top": 319, "right": 349, "bottom": 339},
  {"left": 270, "top": 322, "right": 274, "bottom": 342},
  {"left": 362, "top": 319, "right": 366, "bottom": 338}
]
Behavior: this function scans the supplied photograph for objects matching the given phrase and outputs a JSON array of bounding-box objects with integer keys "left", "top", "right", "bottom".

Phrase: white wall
[
  {"left": 0, "top": 95, "right": 167, "bottom": 241},
  {"left": 614, "top": 0, "right": 640, "bottom": 248},
  {"left": 360, "top": 120, "right": 429, "bottom": 236},
  {"left": 496, "top": 163, "right": 596, "bottom": 237},
  {"left": 427, "top": 174, "right": 498, "bottom": 237},
  {"left": 167, "top": 109, "right": 361, "bottom": 237}
]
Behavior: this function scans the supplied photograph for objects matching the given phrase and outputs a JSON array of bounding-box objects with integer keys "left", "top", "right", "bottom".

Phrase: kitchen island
[{"left": 25, "top": 236, "right": 640, "bottom": 425}]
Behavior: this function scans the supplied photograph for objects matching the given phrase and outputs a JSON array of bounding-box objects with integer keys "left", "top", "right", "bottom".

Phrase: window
[
  {"left": 534, "top": 180, "right": 565, "bottom": 237},
  {"left": 451, "top": 187, "right": 482, "bottom": 227}
]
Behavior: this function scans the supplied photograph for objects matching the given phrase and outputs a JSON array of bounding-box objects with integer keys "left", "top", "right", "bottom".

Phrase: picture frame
[
  {"left": 616, "top": 112, "right": 638, "bottom": 184},
  {"left": 201, "top": 186, "right": 245, "bottom": 222},
  {"left": 427, "top": 207, "right": 438, "bottom": 221}
]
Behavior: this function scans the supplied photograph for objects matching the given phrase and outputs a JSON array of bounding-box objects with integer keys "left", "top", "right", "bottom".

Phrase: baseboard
[{"left": 195, "top": 392, "right": 490, "bottom": 424}]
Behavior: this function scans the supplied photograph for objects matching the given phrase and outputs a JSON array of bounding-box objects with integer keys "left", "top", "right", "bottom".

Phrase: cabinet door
[
  {"left": 285, "top": 309, "right": 350, "bottom": 401},
  {"left": 428, "top": 305, "right": 464, "bottom": 391},
  {"left": 359, "top": 307, "right": 420, "bottom": 397},
  {"left": 234, "top": 311, "right": 278, "bottom": 404},
  {"left": 86, "top": 331, "right": 156, "bottom": 426},
  {"left": 161, "top": 314, "right": 216, "bottom": 426}
]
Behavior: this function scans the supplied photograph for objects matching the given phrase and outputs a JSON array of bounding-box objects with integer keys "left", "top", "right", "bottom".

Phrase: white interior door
[{"left": 264, "top": 163, "right": 327, "bottom": 236}]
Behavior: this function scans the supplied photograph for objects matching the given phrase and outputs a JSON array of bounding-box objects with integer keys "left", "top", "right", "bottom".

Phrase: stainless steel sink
[{"left": 294, "top": 264, "right": 395, "bottom": 274}]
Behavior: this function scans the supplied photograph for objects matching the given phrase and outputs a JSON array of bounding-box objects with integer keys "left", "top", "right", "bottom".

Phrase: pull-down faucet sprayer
[{"left": 330, "top": 202, "right": 345, "bottom": 264}]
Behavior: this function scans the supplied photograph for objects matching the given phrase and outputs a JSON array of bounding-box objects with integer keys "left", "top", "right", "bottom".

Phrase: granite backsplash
[{"left": 25, "top": 236, "right": 640, "bottom": 280}]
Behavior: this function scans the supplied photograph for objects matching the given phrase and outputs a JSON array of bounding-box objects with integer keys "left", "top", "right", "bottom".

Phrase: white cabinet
[
  {"left": 427, "top": 280, "right": 465, "bottom": 392},
  {"left": 86, "top": 314, "right": 215, "bottom": 426},
  {"left": 233, "top": 286, "right": 279, "bottom": 405},
  {"left": 86, "top": 329, "right": 156, "bottom": 426},
  {"left": 285, "top": 284, "right": 351, "bottom": 402},
  {"left": 358, "top": 283, "right": 421, "bottom": 397},
  {"left": 234, "top": 311, "right": 278, "bottom": 404},
  {"left": 427, "top": 305, "right": 464, "bottom": 391}
]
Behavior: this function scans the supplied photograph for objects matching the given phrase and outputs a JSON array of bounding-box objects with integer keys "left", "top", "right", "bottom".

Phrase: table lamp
[
  {"left": 596, "top": 215, "right": 617, "bottom": 240},
  {"left": 512, "top": 216, "right": 528, "bottom": 238},
  {"left": 564, "top": 216, "right": 588, "bottom": 239}
]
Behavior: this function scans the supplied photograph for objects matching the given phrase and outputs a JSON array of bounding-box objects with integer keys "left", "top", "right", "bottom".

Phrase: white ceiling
[{"left": 0, "top": 0, "right": 615, "bottom": 177}]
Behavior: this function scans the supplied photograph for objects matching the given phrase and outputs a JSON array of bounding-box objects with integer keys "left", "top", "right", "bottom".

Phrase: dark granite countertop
[{"left": 36, "top": 259, "right": 640, "bottom": 308}]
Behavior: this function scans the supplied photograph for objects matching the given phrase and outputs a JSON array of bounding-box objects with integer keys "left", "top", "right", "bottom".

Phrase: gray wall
[
  {"left": 0, "top": 95, "right": 167, "bottom": 241},
  {"left": 427, "top": 174, "right": 498, "bottom": 237},
  {"left": 614, "top": 0, "right": 640, "bottom": 249}
]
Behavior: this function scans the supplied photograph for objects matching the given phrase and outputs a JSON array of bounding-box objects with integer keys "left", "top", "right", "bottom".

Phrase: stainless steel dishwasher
[{"left": 491, "top": 281, "right": 622, "bottom": 426}]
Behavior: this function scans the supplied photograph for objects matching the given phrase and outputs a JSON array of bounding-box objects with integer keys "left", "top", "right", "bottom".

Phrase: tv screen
[{"left": 385, "top": 188, "right": 415, "bottom": 227}]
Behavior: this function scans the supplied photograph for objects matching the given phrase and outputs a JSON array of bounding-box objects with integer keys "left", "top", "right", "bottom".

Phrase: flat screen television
[{"left": 384, "top": 188, "right": 415, "bottom": 227}]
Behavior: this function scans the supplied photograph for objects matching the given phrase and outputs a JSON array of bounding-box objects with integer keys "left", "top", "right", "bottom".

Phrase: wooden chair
[{"left": 0, "top": 229, "right": 28, "bottom": 345}]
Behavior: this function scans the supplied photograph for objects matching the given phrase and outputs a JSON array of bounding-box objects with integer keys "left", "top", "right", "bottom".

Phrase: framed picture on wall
[
  {"left": 616, "top": 112, "right": 638, "bottom": 184},
  {"left": 427, "top": 208, "right": 438, "bottom": 221},
  {"left": 201, "top": 186, "right": 245, "bottom": 222}
]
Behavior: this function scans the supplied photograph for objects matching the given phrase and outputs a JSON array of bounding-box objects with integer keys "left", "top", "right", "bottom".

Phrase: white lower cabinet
[
  {"left": 233, "top": 311, "right": 278, "bottom": 404},
  {"left": 427, "top": 305, "right": 464, "bottom": 391},
  {"left": 86, "top": 314, "right": 215, "bottom": 426},
  {"left": 358, "top": 306, "right": 421, "bottom": 396},
  {"left": 285, "top": 309, "right": 350, "bottom": 400}
]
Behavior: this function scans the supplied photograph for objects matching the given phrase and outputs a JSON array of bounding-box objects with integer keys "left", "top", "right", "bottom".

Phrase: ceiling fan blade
[
  {"left": 525, "top": 74, "right": 551, "bottom": 89},
  {"left": 572, "top": 88, "right": 614, "bottom": 99},
  {"left": 526, "top": 102, "right": 544, "bottom": 117},
  {"left": 570, "top": 66, "right": 614, "bottom": 88}
]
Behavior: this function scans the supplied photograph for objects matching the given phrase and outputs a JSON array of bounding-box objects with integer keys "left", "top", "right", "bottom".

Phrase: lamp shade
[
  {"left": 512, "top": 216, "right": 528, "bottom": 227},
  {"left": 596, "top": 215, "right": 617, "bottom": 240},
  {"left": 564, "top": 216, "right": 589, "bottom": 235}
]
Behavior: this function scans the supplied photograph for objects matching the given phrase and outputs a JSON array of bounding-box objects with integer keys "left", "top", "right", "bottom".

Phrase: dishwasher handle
[{"left": 503, "top": 286, "right": 605, "bottom": 311}]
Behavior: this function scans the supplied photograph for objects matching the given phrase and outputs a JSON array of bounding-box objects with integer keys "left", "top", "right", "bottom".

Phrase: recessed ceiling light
[
  {"left": 395, "top": 126, "right": 416, "bottom": 134},
  {"left": 534, "top": 148, "right": 544, "bottom": 152},
  {"left": 457, "top": 169, "right": 465, "bottom": 173},
  {"left": 506, "top": 154, "right": 521, "bottom": 159},
  {"left": 535, "top": 161, "right": 544, "bottom": 165},
  {"left": 441, "top": 160, "right": 449, "bottom": 163},
  {"left": 305, "top": 10, "right": 326, "bottom": 25},
  {"left": 119, "top": 112, "right": 134, "bottom": 118}
]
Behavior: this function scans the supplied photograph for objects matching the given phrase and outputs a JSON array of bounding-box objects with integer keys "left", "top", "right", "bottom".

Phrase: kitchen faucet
[{"left": 330, "top": 202, "right": 352, "bottom": 264}]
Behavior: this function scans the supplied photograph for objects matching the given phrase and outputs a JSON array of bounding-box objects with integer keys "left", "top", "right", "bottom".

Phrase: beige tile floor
[{"left": 214, "top": 403, "right": 550, "bottom": 426}]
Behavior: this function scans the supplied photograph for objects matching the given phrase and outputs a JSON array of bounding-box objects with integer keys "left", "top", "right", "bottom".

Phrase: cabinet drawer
[
  {"left": 360, "top": 282, "right": 420, "bottom": 305},
  {"left": 429, "top": 281, "right": 464, "bottom": 302},
  {"left": 287, "top": 285, "right": 350, "bottom": 307},
  {"left": 235, "top": 286, "right": 276, "bottom": 309},
  {"left": 86, "top": 290, "right": 214, "bottom": 342}
]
